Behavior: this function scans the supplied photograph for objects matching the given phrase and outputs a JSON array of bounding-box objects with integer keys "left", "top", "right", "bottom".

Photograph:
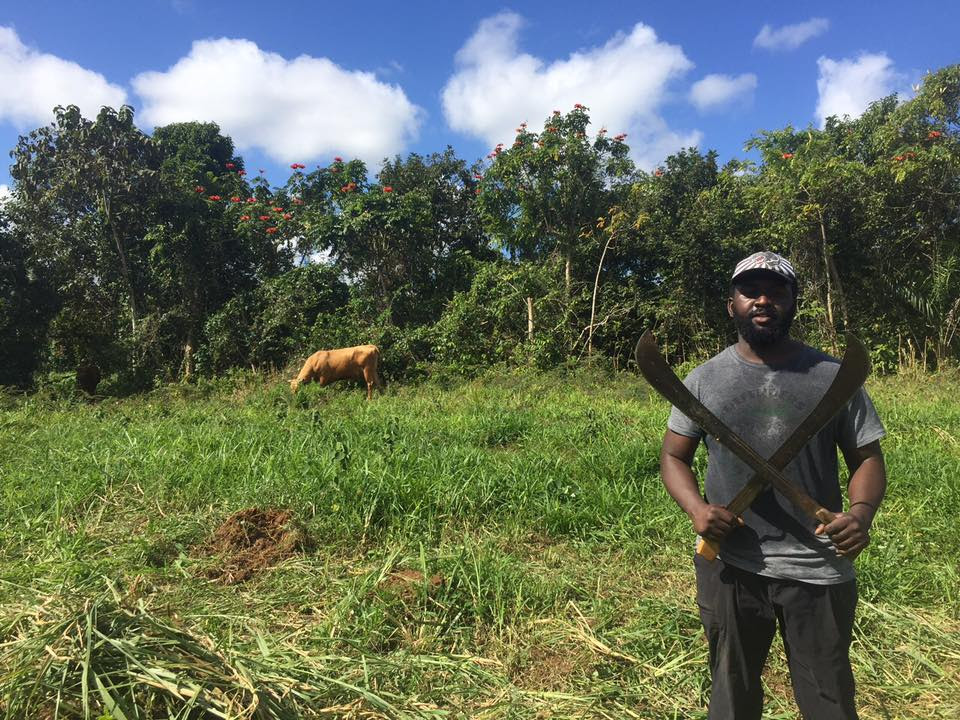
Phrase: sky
[{"left": 1, "top": 1, "right": 958, "bottom": 199}]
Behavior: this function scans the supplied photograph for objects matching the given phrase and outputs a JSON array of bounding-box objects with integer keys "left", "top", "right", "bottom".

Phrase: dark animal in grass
[
  {"left": 290, "top": 344, "right": 382, "bottom": 400},
  {"left": 76, "top": 364, "right": 101, "bottom": 395}
]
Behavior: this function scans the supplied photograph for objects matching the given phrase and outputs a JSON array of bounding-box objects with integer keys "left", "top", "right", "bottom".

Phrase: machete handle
[
  {"left": 696, "top": 536, "right": 720, "bottom": 561},
  {"left": 697, "top": 510, "right": 835, "bottom": 562}
]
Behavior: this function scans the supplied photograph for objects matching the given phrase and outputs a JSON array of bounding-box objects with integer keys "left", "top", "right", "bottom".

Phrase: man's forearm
[
  {"left": 660, "top": 454, "right": 708, "bottom": 521},
  {"left": 847, "top": 454, "right": 887, "bottom": 528}
]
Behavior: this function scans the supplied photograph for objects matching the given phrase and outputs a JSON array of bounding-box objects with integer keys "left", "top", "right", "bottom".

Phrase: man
[{"left": 659, "top": 251, "right": 887, "bottom": 719}]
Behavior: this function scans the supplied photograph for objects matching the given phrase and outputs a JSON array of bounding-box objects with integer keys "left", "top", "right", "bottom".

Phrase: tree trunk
[
  {"left": 564, "top": 252, "right": 572, "bottom": 295},
  {"left": 526, "top": 297, "right": 534, "bottom": 342},
  {"left": 588, "top": 234, "right": 614, "bottom": 357},
  {"left": 102, "top": 192, "right": 140, "bottom": 333},
  {"left": 181, "top": 319, "right": 196, "bottom": 381},
  {"left": 817, "top": 215, "right": 844, "bottom": 353}
]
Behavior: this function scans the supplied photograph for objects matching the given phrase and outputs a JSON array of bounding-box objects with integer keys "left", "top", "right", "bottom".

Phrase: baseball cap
[{"left": 731, "top": 251, "right": 797, "bottom": 285}]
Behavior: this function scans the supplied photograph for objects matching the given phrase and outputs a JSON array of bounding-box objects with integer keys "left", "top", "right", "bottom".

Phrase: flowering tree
[{"left": 476, "top": 105, "right": 634, "bottom": 294}]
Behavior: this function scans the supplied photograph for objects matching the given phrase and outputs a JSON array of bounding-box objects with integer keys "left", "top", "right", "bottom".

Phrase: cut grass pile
[{"left": 1, "top": 366, "right": 958, "bottom": 718}]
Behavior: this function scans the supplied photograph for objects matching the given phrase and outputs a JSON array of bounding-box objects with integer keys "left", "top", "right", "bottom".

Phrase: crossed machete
[{"left": 634, "top": 331, "right": 870, "bottom": 561}]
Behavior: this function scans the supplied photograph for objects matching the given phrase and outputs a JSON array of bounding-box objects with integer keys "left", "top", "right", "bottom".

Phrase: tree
[
  {"left": 0, "top": 206, "right": 54, "bottom": 386},
  {"left": 9, "top": 105, "right": 159, "bottom": 375},
  {"left": 476, "top": 105, "right": 634, "bottom": 294},
  {"left": 148, "top": 122, "right": 288, "bottom": 379}
]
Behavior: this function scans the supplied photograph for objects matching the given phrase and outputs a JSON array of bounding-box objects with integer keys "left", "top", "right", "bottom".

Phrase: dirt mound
[{"left": 200, "top": 508, "right": 313, "bottom": 584}]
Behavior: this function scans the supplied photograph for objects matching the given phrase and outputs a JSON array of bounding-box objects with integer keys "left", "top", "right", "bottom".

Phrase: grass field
[{"left": 1, "top": 366, "right": 959, "bottom": 718}]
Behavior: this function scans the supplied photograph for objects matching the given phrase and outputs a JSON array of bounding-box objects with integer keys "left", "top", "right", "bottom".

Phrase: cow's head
[{"left": 289, "top": 378, "right": 301, "bottom": 392}]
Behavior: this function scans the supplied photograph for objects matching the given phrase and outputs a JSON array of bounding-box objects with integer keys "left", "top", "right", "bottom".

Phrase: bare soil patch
[{"left": 199, "top": 507, "right": 313, "bottom": 584}]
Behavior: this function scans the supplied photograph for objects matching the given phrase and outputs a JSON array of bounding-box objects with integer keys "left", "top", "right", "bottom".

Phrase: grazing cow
[{"left": 290, "top": 344, "right": 382, "bottom": 399}]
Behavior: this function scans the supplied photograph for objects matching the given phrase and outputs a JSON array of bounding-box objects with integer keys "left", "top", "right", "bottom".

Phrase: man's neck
[{"left": 735, "top": 335, "right": 802, "bottom": 365}]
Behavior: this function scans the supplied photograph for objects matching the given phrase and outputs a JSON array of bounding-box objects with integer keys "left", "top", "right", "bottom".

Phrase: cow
[{"left": 290, "top": 344, "right": 382, "bottom": 400}]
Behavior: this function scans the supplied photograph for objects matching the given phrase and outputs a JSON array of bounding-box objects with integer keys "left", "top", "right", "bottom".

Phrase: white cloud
[
  {"left": 0, "top": 184, "right": 10, "bottom": 205},
  {"left": 0, "top": 26, "right": 128, "bottom": 127},
  {"left": 132, "top": 38, "right": 423, "bottom": 167},
  {"left": 689, "top": 73, "right": 757, "bottom": 111},
  {"left": 815, "top": 53, "right": 903, "bottom": 127},
  {"left": 441, "top": 12, "right": 700, "bottom": 169},
  {"left": 754, "top": 18, "right": 829, "bottom": 51}
]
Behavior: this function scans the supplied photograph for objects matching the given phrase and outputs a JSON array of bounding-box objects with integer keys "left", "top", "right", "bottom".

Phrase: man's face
[{"left": 728, "top": 271, "right": 796, "bottom": 347}]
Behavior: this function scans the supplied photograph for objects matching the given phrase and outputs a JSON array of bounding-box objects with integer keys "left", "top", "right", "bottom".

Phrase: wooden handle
[{"left": 696, "top": 536, "right": 720, "bottom": 561}]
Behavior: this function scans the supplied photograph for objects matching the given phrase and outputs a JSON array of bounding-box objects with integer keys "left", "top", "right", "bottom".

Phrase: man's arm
[
  {"left": 660, "top": 429, "right": 743, "bottom": 542},
  {"left": 816, "top": 439, "right": 887, "bottom": 558}
]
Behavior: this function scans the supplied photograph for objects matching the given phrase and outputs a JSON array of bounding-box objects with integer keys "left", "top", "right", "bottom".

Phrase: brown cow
[{"left": 290, "top": 344, "right": 382, "bottom": 399}]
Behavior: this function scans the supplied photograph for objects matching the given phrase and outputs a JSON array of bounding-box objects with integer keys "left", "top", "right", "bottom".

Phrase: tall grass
[{"left": 1, "top": 367, "right": 958, "bottom": 718}]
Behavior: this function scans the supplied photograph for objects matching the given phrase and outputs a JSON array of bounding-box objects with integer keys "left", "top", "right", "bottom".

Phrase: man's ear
[{"left": 726, "top": 297, "right": 734, "bottom": 318}]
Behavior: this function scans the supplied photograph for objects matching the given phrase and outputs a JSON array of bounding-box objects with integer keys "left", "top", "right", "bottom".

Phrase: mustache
[{"left": 750, "top": 309, "right": 779, "bottom": 318}]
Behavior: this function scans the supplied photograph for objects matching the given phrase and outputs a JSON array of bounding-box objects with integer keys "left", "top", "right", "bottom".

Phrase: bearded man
[{"left": 659, "top": 251, "right": 887, "bottom": 719}]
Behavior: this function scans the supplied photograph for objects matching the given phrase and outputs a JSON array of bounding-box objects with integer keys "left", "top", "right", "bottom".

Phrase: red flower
[
  {"left": 782, "top": 152, "right": 794, "bottom": 159},
  {"left": 273, "top": 206, "right": 284, "bottom": 212},
  {"left": 238, "top": 169, "right": 247, "bottom": 176},
  {"left": 259, "top": 215, "right": 270, "bottom": 221},
  {"left": 894, "top": 155, "right": 904, "bottom": 162},
  {"left": 654, "top": 169, "right": 663, "bottom": 177},
  {"left": 208, "top": 195, "right": 222, "bottom": 201},
  {"left": 614, "top": 133, "right": 627, "bottom": 141},
  {"left": 574, "top": 103, "right": 584, "bottom": 109},
  {"left": 225, "top": 162, "right": 235, "bottom": 169},
  {"left": 552, "top": 110, "right": 560, "bottom": 115},
  {"left": 266, "top": 227, "right": 278, "bottom": 234},
  {"left": 240, "top": 215, "right": 251, "bottom": 221},
  {"left": 928, "top": 130, "right": 942, "bottom": 139},
  {"left": 282, "top": 213, "right": 292, "bottom": 220},
  {"left": 194, "top": 186, "right": 205, "bottom": 193},
  {"left": 292, "top": 198, "right": 304, "bottom": 205},
  {"left": 475, "top": 188, "right": 481, "bottom": 195},
  {"left": 474, "top": 173, "right": 482, "bottom": 180},
  {"left": 231, "top": 196, "right": 242, "bottom": 202},
  {"left": 246, "top": 197, "right": 256, "bottom": 203},
  {"left": 383, "top": 186, "right": 393, "bottom": 193},
  {"left": 547, "top": 127, "right": 558, "bottom": 133},
  {"left": 334, "top": 156, "right": 343, "bottom": 162}
]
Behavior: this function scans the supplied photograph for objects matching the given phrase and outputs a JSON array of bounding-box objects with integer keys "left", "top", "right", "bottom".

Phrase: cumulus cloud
[
  {"left": 132, "top": 38, "right": 423, "bottom": 166},
  {"left": 0, "top": 26, "right": 128, "bottom": 127},
  {"left": 815, "top": 53, "right": 904, "bottom": 127},
  {"left": 754, "top": 18, "right": 829, "bottom": 51},
  {"left": 441, "top": 12, "right": 700, "bottom": 169},
  {"left": 689, "top": 73, "right": 757, "bottom": 111}
]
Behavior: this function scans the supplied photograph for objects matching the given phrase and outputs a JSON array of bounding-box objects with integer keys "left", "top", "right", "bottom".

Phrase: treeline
[{"left": 1, "top": 65, "right": 958, "bottom": 391}]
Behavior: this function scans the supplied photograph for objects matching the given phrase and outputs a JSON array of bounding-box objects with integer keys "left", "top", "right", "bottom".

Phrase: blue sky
[{"left": 1, "top": 1, "right": 958, "bottom": 196}]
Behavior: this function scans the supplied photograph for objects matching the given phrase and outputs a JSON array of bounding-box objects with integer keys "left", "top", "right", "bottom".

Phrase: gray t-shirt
[{"left": 667, "top": 343, "right": 886, "bottom": 584}]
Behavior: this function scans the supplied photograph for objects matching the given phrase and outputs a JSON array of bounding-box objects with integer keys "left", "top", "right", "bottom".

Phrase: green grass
[{"left": 1, "top": 367, "right": 958, "bottom": 718}]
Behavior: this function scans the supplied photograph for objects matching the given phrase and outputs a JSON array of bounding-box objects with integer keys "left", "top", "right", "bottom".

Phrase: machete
[
  {"left": 635, "top": 330, "right": 870, "bottom": 559},
  {"left": 694, "top": 332, "right": 871, "bottom": 559}
]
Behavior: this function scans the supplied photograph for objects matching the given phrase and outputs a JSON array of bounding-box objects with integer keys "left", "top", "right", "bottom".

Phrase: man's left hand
[{"left": 816, "top": 512, "right": 870, "bottom": 559}]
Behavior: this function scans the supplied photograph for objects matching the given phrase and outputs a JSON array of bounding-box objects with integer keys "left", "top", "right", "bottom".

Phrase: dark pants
[{"left": 694, "top": 554, "right": 859, "bottom": 720}]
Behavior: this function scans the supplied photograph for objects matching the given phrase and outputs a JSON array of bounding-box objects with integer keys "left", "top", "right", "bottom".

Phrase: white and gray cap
[{"left": 731, "top": 251, "right": 797, "bottom": 285}]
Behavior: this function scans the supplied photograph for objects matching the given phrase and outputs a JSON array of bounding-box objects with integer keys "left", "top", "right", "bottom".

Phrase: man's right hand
[{"left": 691, "top": 503, "right": 744, "bottom": 542}]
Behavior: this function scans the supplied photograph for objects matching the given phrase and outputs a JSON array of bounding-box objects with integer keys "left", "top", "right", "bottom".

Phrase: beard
[{"left": 732, "top": 303, "right": 796, "bottom": 348}]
